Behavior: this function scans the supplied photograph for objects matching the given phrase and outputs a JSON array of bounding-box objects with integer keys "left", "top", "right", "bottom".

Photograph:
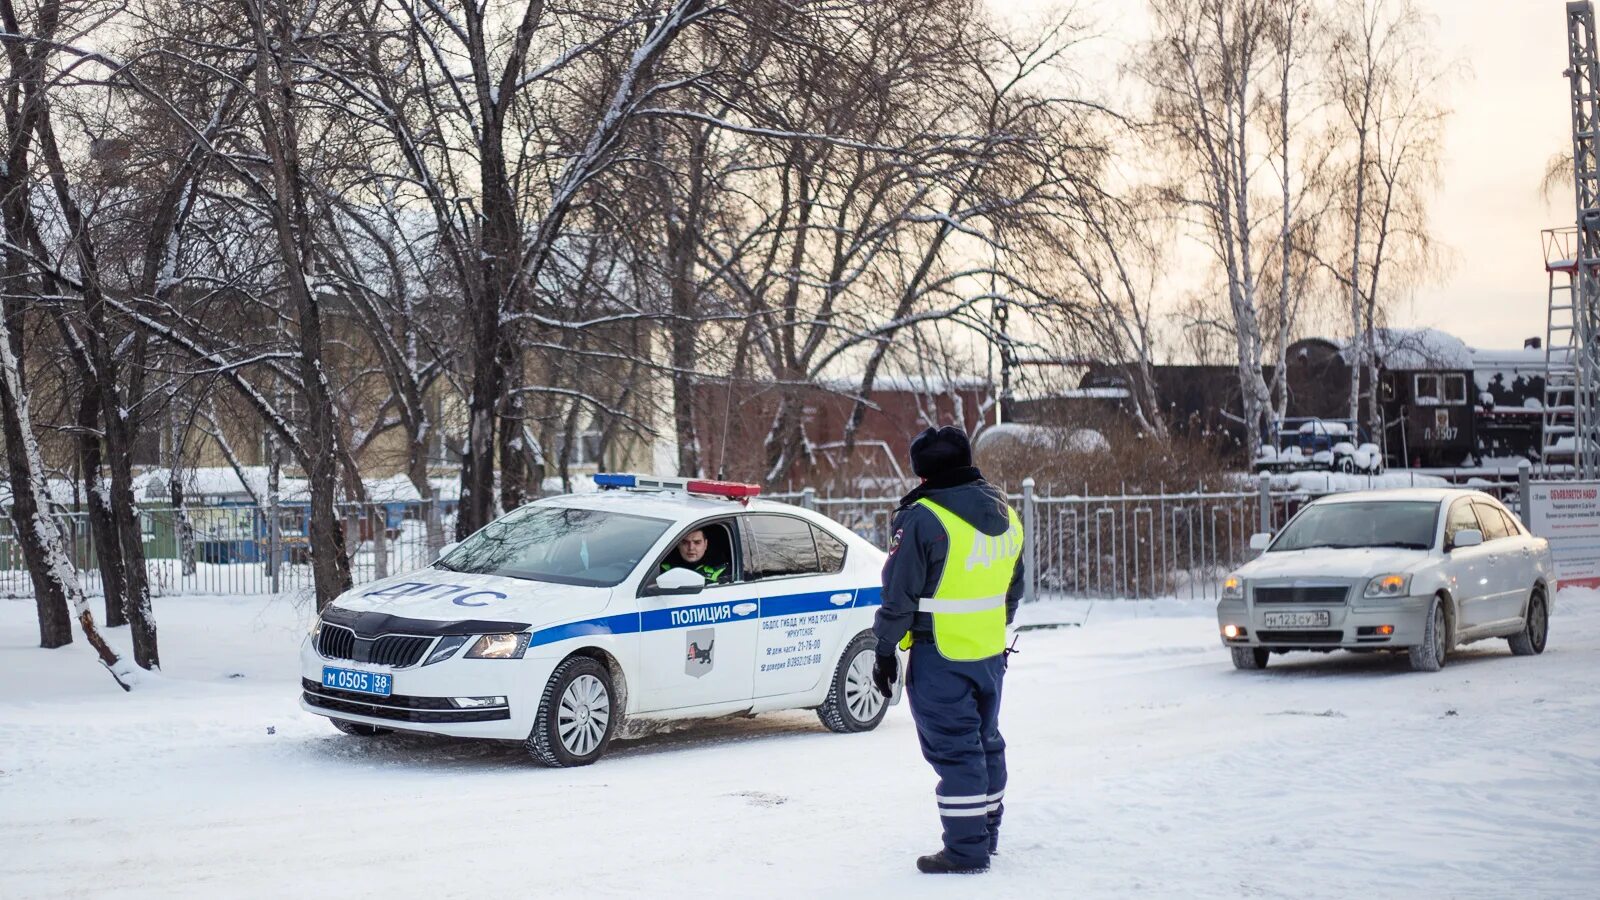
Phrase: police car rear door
[
  {"left": 743, "top": 513, "right": 856, "bottom": 699},
  {"left": 635, "top": 518, "right": 760, "bottom": 712}
]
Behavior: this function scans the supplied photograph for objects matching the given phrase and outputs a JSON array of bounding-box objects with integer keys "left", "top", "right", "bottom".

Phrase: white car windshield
[
  {"left": 435, "top": 506, "right": 672, "bottom": 587},
  {"left": 1270, "top": 501, "right": 1438, "bottom": 551}
]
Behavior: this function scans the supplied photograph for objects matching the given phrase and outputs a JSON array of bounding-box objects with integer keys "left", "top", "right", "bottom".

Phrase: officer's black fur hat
[{"left": 909, "top": 426, "right": 973, "bottom": 479}]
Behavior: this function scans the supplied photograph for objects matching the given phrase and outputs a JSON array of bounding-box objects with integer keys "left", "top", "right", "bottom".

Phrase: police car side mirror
[
  {"left": 437, "top": 541, "right": 460, "bottom": 559},
  {"left": 648, "top": 567, "right": 706, "bottom": 596},
  {"left": 1450, "top": 529, "right": 1483, "bottom": 550},
  {"left": 1249, "top": 532, "right": 1272, "bottom": 552}
]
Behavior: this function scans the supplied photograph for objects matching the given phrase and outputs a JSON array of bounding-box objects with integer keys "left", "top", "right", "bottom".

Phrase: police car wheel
[
  {"left": 817, "top": 633, "right": 888, "bottom": 734},
  {"left": 330, "top": 719, "right": 391, "bottom": 737},
  {"left": 526, "top": 656, "right": 617, "bottom": 767}
]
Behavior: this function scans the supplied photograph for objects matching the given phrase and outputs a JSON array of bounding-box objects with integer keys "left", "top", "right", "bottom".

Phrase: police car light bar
[{"left": 592, "top": 473, "right": 761, "bottom": 500}]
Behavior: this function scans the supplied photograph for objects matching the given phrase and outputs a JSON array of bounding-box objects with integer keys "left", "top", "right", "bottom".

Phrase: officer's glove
[{"left": 871, "top": 652, "right": 898, "bottom": 697}]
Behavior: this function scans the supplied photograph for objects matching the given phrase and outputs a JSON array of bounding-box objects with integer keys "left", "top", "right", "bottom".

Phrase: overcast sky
[{"left": 999, "top": 0, "right": 1574, "bottom": 352}]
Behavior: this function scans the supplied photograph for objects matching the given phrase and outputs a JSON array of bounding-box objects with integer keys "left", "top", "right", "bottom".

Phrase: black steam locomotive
[{"left": 1028, "top": 328, "right": 1557, "bottom": 470}]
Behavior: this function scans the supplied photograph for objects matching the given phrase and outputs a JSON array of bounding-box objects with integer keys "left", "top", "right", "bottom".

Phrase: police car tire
[
  {"left": 526, "top": 656, "right": 617, "bottom": 767},
  {"left": 331, "top": 719, "right": 391, "bottom": 737},
  {"left": 817, "top": 632, "right": 889, "bottom": 734}
]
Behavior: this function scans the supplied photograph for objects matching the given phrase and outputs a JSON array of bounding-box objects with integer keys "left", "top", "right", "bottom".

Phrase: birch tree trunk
[{"left": 0, "top": 276, "right": 129, "bottom": 687}]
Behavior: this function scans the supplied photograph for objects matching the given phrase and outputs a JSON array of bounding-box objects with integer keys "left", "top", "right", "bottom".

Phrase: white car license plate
[
  {"left": 1262, "top": 610, "right": 1331, "bottom": 628},
  {"left": 322, "top": 666, "right": 392, "bottom": 697}
]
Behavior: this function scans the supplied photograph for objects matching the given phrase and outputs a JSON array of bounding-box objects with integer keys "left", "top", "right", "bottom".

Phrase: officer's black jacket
[{"left": 872, "top": 469, "right": 1025, "bottom": 657}]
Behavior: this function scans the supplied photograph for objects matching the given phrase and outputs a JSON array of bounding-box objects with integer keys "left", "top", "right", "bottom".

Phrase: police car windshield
[
  {"left": 437, "top": 506, "right": 672, "bottom": 587},
  {"left": 1269, "top": 501, "right": 1439, "bottom": 552}
]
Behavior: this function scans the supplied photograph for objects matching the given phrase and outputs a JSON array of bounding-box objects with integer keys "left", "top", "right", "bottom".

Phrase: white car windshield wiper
[
  {"left": 1360, "top": 541, "right": 1431, "bottom": 550},
  {"left": 1317, "top": 541, "right": 1429, "bottom": 550}
]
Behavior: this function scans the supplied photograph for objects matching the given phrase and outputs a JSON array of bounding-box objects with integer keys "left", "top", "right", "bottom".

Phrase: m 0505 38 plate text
[{"left": 322, "top": 666, "right": 392, "bottom": 697}]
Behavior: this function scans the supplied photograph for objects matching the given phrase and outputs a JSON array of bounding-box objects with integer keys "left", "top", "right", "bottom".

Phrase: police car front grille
[
  {"left": 317, "top": 624, "right": 356, "bottom": 660},
  {"left": 369, "top": 635, "right": 431, "bottom": 667},
  {"left": 302, "top": 688, "right": 510, "bottom": 724},
  {"left": 316, "top": 624, "right": 432, "bottom": 668},
  {"left": 301, "top": 679, "right": 456, "bottom": 709}
]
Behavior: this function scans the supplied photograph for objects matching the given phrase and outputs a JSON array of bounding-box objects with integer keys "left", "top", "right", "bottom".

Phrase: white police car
[{"left": 300, "top": 475, "right": 895, "bottom": 766}]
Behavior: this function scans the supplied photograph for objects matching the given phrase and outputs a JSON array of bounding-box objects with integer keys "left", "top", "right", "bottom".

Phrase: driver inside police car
[{"left": 660, "top": 528, "right": 731, "bottom": 584}]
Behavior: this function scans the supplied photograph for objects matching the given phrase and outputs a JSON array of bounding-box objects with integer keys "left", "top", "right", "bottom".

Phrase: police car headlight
[
  {"left": 308, "top": 617, "right": 323, "bottom": 638},
  {"left": 466, "top": 633, "right": 530, "bottom": 659}
]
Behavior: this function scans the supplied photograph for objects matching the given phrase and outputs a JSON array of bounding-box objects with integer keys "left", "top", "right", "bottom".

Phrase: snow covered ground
[{"left": 3, "top": 591, "right": 1597, "bottom": 899}]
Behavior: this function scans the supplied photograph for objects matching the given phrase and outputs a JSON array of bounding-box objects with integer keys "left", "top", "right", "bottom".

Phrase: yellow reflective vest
[{"left": 900, "top": 497, "right": 1023, "bottom": 661}]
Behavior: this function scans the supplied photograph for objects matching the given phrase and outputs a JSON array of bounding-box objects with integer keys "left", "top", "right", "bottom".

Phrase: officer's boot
[{"left": 916, "top": 850, "right": 990, "bottom": 875}]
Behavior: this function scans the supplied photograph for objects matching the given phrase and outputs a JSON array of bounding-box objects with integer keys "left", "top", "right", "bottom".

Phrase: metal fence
[
  {"left": 2, "top": 476, "right": 1534, "bottom": 601},
  {"left": 0, "top": 501, "right": 450, "bottom": 599},
  {"left": 780, "top": 475, "right": 1529, "bottom": 601},
  {"left": 774, "top": 483, "right": 1305, "bottom": 600}
]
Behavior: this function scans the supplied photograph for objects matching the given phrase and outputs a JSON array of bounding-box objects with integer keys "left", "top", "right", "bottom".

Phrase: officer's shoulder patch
[{"left": 887, "top": 527, "right": 905, "bottom": 556}]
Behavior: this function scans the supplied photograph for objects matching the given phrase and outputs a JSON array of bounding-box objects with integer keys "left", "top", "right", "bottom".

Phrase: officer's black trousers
[{"left": 906, "top": 640, "right": 1007, "bottom": 865}]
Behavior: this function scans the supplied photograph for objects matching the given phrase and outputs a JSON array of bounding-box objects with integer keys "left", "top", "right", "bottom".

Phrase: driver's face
[{"left": 678, "top": 530, "right": 708, "bottom": 563}]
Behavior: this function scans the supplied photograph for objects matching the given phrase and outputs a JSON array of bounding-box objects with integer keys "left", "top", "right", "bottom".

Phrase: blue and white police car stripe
[{"left": 528, "top": 585, "right": 880, "bottom": 646}]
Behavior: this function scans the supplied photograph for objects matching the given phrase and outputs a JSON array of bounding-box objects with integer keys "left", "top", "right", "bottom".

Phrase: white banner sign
[{"left": 1527, "top": 481, "right": 1600, "bottom": 590}]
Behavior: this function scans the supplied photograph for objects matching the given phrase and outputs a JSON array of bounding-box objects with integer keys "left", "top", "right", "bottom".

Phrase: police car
[{"left": 300, "top": 475, "right": 896, "bottom": 766}]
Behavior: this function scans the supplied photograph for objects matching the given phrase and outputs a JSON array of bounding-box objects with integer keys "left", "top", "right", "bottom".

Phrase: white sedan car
[
  {"left": 301, "top": 475, "right": 894, "bottom": 765},
  {"left": 1216, "top": 488, "right": 1552, "bottom": 672}
]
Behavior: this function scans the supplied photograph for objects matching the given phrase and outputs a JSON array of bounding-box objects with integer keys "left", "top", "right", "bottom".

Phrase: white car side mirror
[
  {"left": 1249, "top": 532, "right": 1272, "bottom": 552},
  {"left": 652, "top": 567, "right": 707, "bottom": 595},
  {"left": 437, "top": 541, "right": 460, "bottom": 559},
  {"left": 1451, "top": 529, "right": 1483, "bottom": 550}
]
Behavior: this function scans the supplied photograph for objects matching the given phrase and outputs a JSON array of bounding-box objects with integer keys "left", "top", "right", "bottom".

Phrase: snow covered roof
[
  {"left": 1055, "top": 387, "right": 1131, "bottom": 400},
  {"left": 1468, "top": 346, "right": 1547, "bottom": 370},
  {"left": 820, "top": 374, "right": 991, "bottom": 394},
  {"left": 1358, "top": 328, "right": 1472, "bottom": 370},
  {"left": 132, "top": 467, "right": 464, "bottom": 505},
  {"left": 134, "top": 466, "right": 274, "bottom": 502},
  {"left": 973, "top": 423, "right": 1110, "bottom": 454}
]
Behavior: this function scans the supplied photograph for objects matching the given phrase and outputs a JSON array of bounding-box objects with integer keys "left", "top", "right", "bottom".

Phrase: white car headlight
[
  {"left": 1221, "top": 575, "right": 1244, "bottom": 600},
  {"left": 308, "top": 617, "right": 323, "bottom": 638},
  {"left": 1363, "top": 573, "right": 1412, "bottom": 599},
  {"left": 465, "top": 633, "right": 531, "bottom": 660}
]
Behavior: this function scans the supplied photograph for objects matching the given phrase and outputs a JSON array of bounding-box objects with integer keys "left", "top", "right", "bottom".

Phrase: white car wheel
[
  {"left": 1408, "top": 598, "right": 1448, "bottom": 673},
  {"left": 1508, "top": 589, "right": 1548, "bottom": 656},
  {"left": 1230, "top": 646, "right": 1269, "bottom": 670},
  {"left": 818, "top": 633, "right": 890, "bottom": 733},
  {"left": 527, "top": 657, "right": 617, "bottom": 767}
]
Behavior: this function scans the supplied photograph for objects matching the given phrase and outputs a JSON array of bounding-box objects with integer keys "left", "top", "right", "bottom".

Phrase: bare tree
[
  {"left": 0, "top": 0, "right": 131, "bottom": 686},
  {"left": 1324, "top": 0, "right": 1449, "bottom": 440},
  {"left": 1139, "top": 0, "right": 1276, "bottom": 455}
]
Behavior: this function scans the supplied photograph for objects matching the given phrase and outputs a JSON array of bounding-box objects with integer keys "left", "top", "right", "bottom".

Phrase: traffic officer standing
[{"left": 872, "top": 425, "right": 1024, "bottom": 874}]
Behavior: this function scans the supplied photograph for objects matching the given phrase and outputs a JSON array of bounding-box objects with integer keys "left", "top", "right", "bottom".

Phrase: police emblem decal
[{"left": 685, "top": 628, "right": 715, "bottom": 677}]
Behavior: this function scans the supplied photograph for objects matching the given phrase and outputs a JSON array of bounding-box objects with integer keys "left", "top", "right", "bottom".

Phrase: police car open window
[
  {"left": 651, "top": 520, "right": 737, "bottom": 586},
  {"left": 436, "top": 506, "right": 672, "bottom": 588},
  {"left": 742, "top": 515, "right": 822, "bottom": 579}
]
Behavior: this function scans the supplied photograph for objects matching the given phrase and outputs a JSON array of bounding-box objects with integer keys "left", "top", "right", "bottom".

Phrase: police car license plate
[
  {"left": 1262, "top": 610, "right": 1331, "bottom": 628},
  {"left": 322, "top": 666, "right": 392, "bottom": 697}
]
